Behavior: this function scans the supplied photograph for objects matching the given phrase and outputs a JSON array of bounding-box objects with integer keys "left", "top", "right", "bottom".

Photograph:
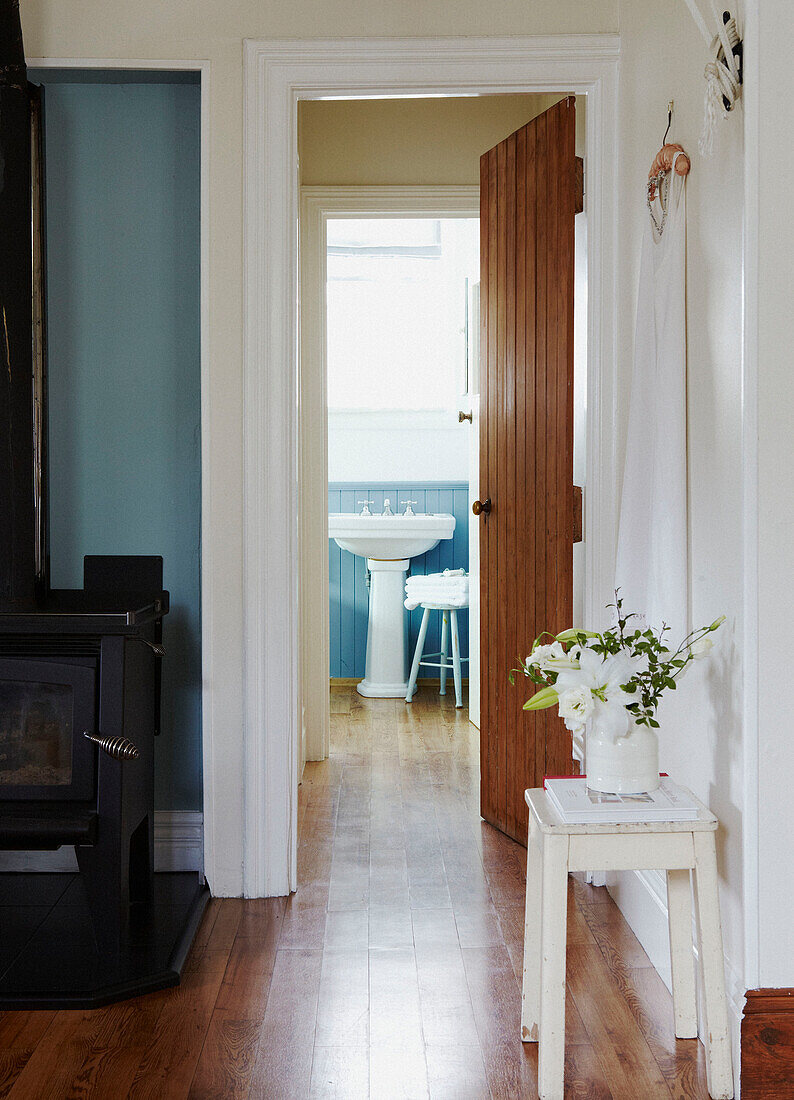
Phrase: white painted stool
[
  {"left": 521, "top": 786, "right": 734, "bottom": 1100},
  {"left": 405, "top": 603, "right": 468, "bottom": 708}
]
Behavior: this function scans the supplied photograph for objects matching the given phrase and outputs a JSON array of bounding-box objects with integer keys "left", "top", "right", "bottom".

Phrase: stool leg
[
  {"left": 692, "top": 832, "right": 734, "bottom": 1098},
  {"left": 538, "top": 833, "right": 568, "bottom": 1100},
  {"left": 521, "top": 815, "right": 542, "bottom": 1043},
  {"left": 450, "top": 610, "right": 463, "bottom": 708},
  {"left": 405, "top": 608, "right": 430, "bottom": 703},
  {"left": 666, "top": 868, "right": 697, "bottom": 1038},
  {"left": 439, "top": 611, "right": 448, "bottom": 696}
]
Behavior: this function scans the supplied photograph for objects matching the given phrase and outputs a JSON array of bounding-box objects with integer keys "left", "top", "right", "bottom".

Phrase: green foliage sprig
[{"left": 510, "top": 593, "right": 725, "bottom": 729}]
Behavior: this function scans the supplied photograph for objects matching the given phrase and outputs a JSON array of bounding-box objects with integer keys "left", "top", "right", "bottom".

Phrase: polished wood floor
[{"left": 0, "top": 687, "right": 710, "bottom": 1099}]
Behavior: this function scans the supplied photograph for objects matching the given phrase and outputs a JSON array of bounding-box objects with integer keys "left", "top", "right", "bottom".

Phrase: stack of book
[{"left": 542, "top": 775, "right": 700, "bottom": 824}]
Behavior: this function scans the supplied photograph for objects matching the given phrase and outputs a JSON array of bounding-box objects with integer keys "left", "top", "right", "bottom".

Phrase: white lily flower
[
  {"left": 526, "top": 641, "right": 568, "bottom": 669},
  {"left": 557, "top": 686, "right": 595, "bottom": 727},
  {"left": 545, "top": 655, "right": 581, "bottom": 672},
  {"left": 553, "top": 648, "right": 632, "bottom": 697},
  {"left": 553, "top": 648, "right": 638, "bottom": 741}
]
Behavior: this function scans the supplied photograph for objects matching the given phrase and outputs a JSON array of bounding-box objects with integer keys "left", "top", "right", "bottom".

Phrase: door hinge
[{"left": 573, "top": 485, "right": 583, "bottom": 542}]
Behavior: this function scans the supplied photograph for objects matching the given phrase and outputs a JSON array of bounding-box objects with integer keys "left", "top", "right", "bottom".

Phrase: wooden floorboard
[{"left": 1, "top": 688, "right": 711, "bottom": 1098}]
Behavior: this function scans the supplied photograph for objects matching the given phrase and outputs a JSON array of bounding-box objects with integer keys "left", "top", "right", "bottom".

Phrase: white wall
[
  {"left": 328, "top": 411, "right": 467, "bottom": 484},
  {"left": 605, "top": 0, "right": 747, "bottom": 1059},
  {"left": 299, "top": 94, "right": 567, "bottom": 186}
]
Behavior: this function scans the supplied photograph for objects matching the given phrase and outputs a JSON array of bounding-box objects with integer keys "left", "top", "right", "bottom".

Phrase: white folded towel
[
  {"left": 404, "top": 592, "right": 469, "bottom": 610},
  {"left": 406, "top": 579, "right": 468, "bottom": 589},
  {"left": 406, "top": 569, "right": 465, "bottom": 583},
  {"left": 405, "top": 571, "right": 467, "bottom": 589},
  {"left": 404, "top": 571, "right": 469, "bottom": 611},
  {"left": 405, "top": 582, "right": 468, "bottom": 596}
]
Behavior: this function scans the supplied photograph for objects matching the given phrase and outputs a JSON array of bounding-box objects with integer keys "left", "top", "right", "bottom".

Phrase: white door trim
[
  {"left": 740, "top": 1, "right": 760, "bottom": 995},
  {"left": 300, "top": 185, "right": 480, "bottom": 767},
  {"left": 243, "top": 35, "right": 620, "bottom": 896}
]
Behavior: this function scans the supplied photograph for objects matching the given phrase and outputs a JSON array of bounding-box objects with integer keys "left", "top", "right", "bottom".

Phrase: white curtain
[{"left": 616, "top": 160, "right": 688, "bottom": 640}]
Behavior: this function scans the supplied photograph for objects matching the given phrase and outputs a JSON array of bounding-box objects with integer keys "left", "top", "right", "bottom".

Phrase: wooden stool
[
  {"left": 405, "top": 603, "right": 468, "bottom": 707},
  {"left": 521, "top": 787, "right": 734, "bottom": 1100}
]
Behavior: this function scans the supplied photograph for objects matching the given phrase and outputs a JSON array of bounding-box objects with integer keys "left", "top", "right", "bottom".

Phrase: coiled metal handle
[
  {"left": 137, "top": 636, "right": 166, "bottom": 657},
  {"left": 83, "top": 731, "right": 140, "bottom": 761}
]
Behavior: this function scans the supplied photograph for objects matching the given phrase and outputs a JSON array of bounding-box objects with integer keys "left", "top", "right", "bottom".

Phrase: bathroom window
[{"left": 326, "top": 217, "right": 479, "bottom": 412}]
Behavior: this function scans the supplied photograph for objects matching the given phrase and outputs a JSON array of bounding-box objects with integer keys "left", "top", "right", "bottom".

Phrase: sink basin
[
  {"left": 328, "top": 513, "right": 455, "bottom": 560},
  {"left": 328, "top": 512, "right": 457, "bottom": 698}
]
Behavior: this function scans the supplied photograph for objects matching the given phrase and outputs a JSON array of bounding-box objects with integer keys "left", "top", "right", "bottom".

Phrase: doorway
[
  {"left": 299, "top": 97, "right": 589, "bottom": 843},
  {"left": 300, "top": 184, "right": 483, "bottom": 772},
  {"left": 242, "top": 36, "right": 619, "bottom": 895},
  {"left": 324, "top": 213, "right": 477, "bottom": 697}
]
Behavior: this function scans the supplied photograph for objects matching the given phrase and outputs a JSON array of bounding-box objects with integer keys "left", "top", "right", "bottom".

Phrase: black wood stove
[{"left": 0, "top": 2, "right": 208, "bottom": 1007}]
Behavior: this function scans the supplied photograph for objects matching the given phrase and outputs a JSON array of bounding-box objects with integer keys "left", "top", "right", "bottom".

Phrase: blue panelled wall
[
  {"left": 30, "top": 73, "right": 202, "bottom": 812},
  {"left": 329, "top": 483, "right": 469, "bottom": 679}
]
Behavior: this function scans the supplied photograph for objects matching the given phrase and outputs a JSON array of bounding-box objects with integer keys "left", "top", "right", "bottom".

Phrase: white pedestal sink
[{"left": 329, "top": 512, "right": 456, "bottom": 697}]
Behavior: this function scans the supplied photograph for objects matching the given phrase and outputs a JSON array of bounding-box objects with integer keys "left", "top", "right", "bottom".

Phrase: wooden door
[{"left": 478, "top": 97, "right": 579, "bottom": 844}]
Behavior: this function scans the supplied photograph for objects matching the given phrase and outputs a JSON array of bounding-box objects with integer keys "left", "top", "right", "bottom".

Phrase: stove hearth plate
[{"left": 0, "top": 871, "right": 210, "bottom": 1009}]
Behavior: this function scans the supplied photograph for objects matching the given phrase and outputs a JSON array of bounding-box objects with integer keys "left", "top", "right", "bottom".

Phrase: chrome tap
[
  {"left": 382, "top": 498, "right": 394, "bottom": 516},
  {"left": 358, "top": 500, "right": 374, "bottom": 516},
  {"left": 401, "top": 500, "right": 418, "bottom": 516}
]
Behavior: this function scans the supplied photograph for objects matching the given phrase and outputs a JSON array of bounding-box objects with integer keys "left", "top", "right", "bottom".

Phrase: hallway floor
[{"left": 0, "top": 687, "right": 710, "bottom": 1098}]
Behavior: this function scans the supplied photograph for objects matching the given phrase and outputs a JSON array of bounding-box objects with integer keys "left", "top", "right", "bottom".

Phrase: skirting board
[
  {"left": 606, "top": 868, "right": 744, "bottom": 1092},
  {"left": 742, "top": 989, "right": 794, "bottom": 1099},
  {"left": 0, "top": 811, "right": 204, "bottom": 874},
  {"left": 330, "top": 677, "right": 470, "bottom": 688}
]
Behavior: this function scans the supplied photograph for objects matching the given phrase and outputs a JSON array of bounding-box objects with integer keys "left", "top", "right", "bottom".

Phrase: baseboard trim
[
  {"left": 742, "top": 989, "right": 794, "bottom": 1099},
  {"left": 606, "top": 868, "right": 672, "bottom": 981},
  {"left": 154, "top": 812, "right": 204, "bottom": 872},
  {"left": 329, "top": 677, "right": 470, "bottom": 689},
  {"left": 0, "top": 811, "right": 204, "bottom": 873},
  {"left": 607, "top": 867, "right": 744, "bottom": 1093}
]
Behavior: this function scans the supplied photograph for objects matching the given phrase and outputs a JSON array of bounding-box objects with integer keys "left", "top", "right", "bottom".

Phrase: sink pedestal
[
  {"left": 328, "top": 511, "right": 455, "bottom": 698},
  {"left": 357, "top": 558, "right": 410, "bottom": 698}
]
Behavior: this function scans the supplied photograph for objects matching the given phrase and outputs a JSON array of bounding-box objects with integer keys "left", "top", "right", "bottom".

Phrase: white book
[{"left": 543, "top": 775, "right": 700, "bottom": 823}]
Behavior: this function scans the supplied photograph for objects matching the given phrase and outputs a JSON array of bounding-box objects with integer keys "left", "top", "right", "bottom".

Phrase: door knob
[
  {"left": 458, "top": 410, "right": 472, "bottom": 423},
  {"left": 472, "top": 498, "right": 491, "bottom": 517}
]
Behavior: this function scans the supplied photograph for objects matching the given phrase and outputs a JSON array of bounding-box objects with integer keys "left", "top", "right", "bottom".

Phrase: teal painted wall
[{"left": 34, "top": 77, "right": 202, "bottom": 811}]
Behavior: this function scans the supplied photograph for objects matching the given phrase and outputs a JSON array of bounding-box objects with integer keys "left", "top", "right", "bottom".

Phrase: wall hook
[{"left": 662, "top": 100, "right": 674, "bottom": 146}]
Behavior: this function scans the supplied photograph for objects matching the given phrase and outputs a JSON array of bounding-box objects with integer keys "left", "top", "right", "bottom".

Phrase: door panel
[
  {"left": 479, "top": 98, "right": 577, "bottom": 844},
  {"left": 467, "top": 395, "right": 481, "bottom": 730}
]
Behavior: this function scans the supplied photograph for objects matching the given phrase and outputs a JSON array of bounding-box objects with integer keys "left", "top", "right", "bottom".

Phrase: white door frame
[
  {"left": 243, "top": 35, "right": 620, "bottom": 896},
  {"left": 299, "top": 185, "right": 481, "bottom": 768}
]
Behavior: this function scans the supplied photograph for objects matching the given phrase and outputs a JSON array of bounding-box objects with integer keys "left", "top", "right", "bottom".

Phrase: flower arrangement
[{"left": 511, "top": 596, "right": 725, "bottom": 742}]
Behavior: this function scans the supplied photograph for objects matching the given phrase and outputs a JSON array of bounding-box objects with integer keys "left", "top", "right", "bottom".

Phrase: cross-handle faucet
[
  {"left": 382, "top": 498, "right": 394, "bottom": 516},
  {"left": 401, "top": 500, "right": 418, "bottom": 516},
  {"left": 358, "top": 500, "right": 375, "bottom": 516}
]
